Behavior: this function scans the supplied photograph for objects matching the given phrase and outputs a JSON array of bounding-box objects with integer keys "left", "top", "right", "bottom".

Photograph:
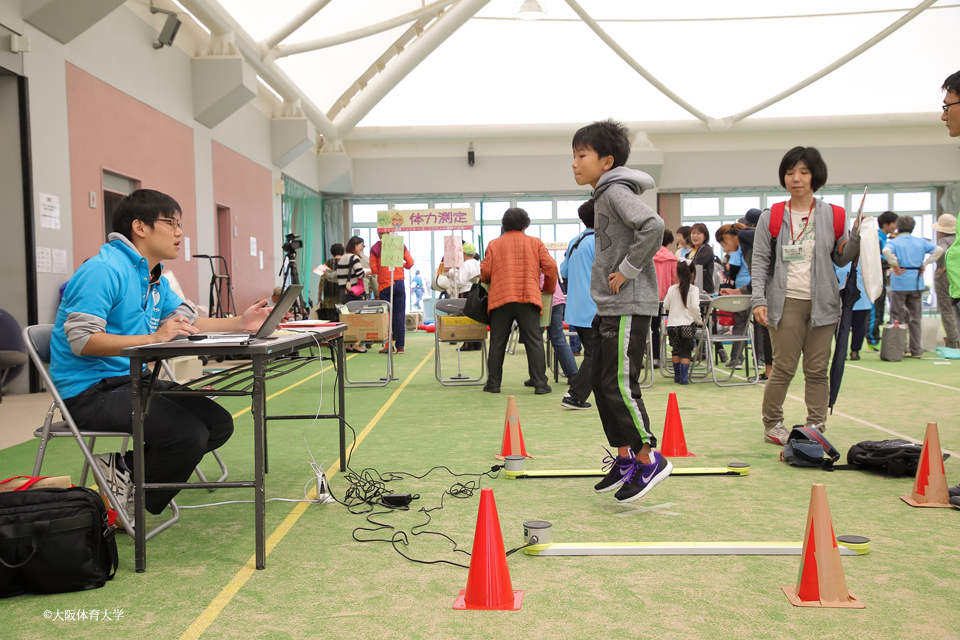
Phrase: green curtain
[
  {"left": 281, "top": 176, "right": 322, "bottom": 306},
  {"left": 322, "top": 197, "right": 345, "bottom": 249}
]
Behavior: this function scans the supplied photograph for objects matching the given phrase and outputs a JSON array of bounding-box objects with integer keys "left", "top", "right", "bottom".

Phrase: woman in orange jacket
[{"left": 479, "top": 208, "right": 558, "bottom": 394}]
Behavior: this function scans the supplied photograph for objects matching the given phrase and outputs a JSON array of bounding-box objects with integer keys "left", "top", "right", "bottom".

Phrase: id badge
[{"left": 782, "top": 244, "right": 805, "bottom": 262}]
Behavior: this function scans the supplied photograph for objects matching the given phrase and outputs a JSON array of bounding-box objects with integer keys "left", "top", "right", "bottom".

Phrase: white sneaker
[
  {"left": 763, "top": 422, "right": 790, "bottom": 446},
  {"left": 95, "top": 452, "right": 134, "bottom": 526},
  {"left": 807, "top": 422, "right": 826, "bottom": 434}
]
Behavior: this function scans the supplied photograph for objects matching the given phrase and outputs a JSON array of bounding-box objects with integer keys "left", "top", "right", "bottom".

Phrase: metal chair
[
  {"left": 690, "top": 295, "right": 759, "bottom": 386},
  {"left": 344, "top": 300, "right": 394, "bottom": 387},
  {"left": 434, "top": 298, "right": 487, "bottom": 386},
  {"left": 21, "top": 325, "right": 232, "bottom": 539}
]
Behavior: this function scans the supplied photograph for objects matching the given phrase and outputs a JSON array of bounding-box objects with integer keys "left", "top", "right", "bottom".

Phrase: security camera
[{"left": 151, "top": 2, "right": 181, "bottom": 49}]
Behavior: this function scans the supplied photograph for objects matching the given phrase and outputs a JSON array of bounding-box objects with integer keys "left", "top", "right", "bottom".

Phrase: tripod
[
  {"left": 279, "top": 251, "right": 309, "bottom": 320},
  {"left": 193, "top": 254, "right": 237, "bottom": 318}
]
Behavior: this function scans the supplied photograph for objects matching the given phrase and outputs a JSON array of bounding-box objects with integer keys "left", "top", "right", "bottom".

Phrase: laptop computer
[{"left": 176, "top": 284, "right": 304, "bottom": 343}]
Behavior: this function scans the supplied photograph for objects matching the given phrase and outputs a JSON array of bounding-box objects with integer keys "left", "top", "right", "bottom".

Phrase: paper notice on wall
[
  {"left": 52, "top": 249, "right": 67, "bottom": 274},
  {"left": 250, "top": 236, "right": 257, "bottom": 257},
  {"left": 381, "top": 233, "right": 405, "bottom": 268},
  {"left": 185, "top": 237, "right": 191, "bottom": 260},
  {"left": 259, "top": 251, "right": 263, "bottom": 270},
  {"left": 443, "top": 234, "right": 463, "bottom": 269},
  {"left": 39, "top": 193, "right": 60, "bottom": 230},
  {"left": 36, "top": 247, "right": 52, "bottom": 273}
]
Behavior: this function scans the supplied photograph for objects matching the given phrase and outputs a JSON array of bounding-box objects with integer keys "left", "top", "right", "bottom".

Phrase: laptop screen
[{"left": 253, "top": 284, "right": 304, "bottom": 338}]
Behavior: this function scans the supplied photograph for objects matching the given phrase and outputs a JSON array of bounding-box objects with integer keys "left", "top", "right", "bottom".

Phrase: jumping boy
[{"left": 571, "top": 119, "right": 672, "bottom": 503}]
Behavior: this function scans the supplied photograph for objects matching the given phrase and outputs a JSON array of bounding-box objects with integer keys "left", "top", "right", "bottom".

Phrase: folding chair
[
  {"left": 506, "top": 321, "right": 519, "bottom": 355},
  {"left": 434, "top": 299, "right": 487, "bottom": 386},
  {"left": 23, "top": 324, "right": 228, "bottom": 539},
  {"left": 344, "top": 300, "right": 394, "bottom": 387},
  {"left": 690, "top": 295, "right": 759, "bottom": 387}
]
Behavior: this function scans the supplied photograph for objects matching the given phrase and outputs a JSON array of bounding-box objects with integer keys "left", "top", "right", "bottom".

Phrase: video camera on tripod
[{"left": 279, "top": 233, "right": 309, "bottom": 319}]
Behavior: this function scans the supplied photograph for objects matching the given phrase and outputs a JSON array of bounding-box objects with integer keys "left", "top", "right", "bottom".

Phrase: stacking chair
[
  {"left": 434, "top": 298, "right": 487, "bottom": 386},
  {"left": 23, "top": 324, "right": 228, "bottom": 539},
  {"left": 344, "top": 299, "right": 394, "bottom": 387},
  {"left": 690, "top": 295, "right": 759, "bottom": 387}
]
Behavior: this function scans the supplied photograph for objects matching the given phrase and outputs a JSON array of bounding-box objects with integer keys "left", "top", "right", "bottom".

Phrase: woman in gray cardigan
[{"left": 751, "top": 147, "right": 859, "bottom": 446}]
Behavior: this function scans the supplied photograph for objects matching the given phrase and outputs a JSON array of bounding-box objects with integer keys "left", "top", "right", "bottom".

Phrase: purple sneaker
[
  {"left": 614, "top": 451, "right": 673, "bottom": 503},
  {"left": 594, "top": 449, "right": 636, "bottom": 493}
]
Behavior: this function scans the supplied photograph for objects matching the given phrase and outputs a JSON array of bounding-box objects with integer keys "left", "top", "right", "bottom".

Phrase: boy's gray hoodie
[{"left": 591, "top": 167, "right": 663, "bottom": 317}]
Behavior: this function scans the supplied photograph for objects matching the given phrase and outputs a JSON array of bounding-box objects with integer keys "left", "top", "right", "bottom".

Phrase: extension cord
[{"left": 315, "top": 467, "right": 335, "bottom": 504}]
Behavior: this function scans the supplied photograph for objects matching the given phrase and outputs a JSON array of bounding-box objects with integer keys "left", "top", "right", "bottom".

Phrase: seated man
[{"left": 51, "top": 189, "right": 273, "bottom": 525}]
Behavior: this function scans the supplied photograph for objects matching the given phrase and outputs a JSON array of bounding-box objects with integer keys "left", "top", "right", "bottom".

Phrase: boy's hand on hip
[{"left": 607, "top": 271, "right": 627, "bottom": 294}]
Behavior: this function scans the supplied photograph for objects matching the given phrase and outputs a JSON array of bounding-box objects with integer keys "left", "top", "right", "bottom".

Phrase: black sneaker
[
  {"left": 614, "top": 451, "right": 673, "bottom": 503},
  {"left": 560, "top": 394, "right": 591, "bottom": 410},
  {"left": 951, "top": 496, "right": 960, "bottom": 510},
  {"left": 523, "top": 379, "right": 535, "bottom": 387},
  {"left": 482, "top": 385, "right": 500, "bottom": 394},
  {"left": 534, "top": 385, "right": 552, "bottom": 395},
  {"left": 949, "top": 484, "right": 960, "bottom": 498},
  {"left": 594, "top": 450, "right": 636, "bottom": 493}
]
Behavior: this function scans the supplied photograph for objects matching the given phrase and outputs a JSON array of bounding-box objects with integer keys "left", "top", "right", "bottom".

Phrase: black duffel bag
[
  {"left": 463, "top": 282, "right": 490, "bottom": 325},
  {"left": 0, "top": 485, "right": 118, "bottom": 598}
]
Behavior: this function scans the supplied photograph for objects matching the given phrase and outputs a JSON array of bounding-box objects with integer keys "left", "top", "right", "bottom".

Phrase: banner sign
[
  {"left": 377, "top": 208, "right": 474, "bottom": 232},
  {"left": 544, "top": 242, "right": 569, "bottom": 252}
]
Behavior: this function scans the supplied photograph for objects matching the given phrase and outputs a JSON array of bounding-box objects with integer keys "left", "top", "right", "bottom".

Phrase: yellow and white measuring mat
[
  {"left": 519, "top": 521, "right": 870, "bottom": 557},
  {"left": 502, "top": 456, "right": 750, "bottom": 480}
]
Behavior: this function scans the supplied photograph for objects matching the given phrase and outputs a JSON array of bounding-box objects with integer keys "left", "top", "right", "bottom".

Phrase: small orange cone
[
  {"left": 782, "top": 483, "right": 864, "bottom": 608},
  {"left": 901, "top": 422, "right": 952, "bottom": 508},
  {"left": 453, "top": 488, "right": 523, "bottom": 610},
  {"left": 659, "top": 393, "right": 695, "bottom": 457},
  {"left": 495, "top": 396, "right": 531, "bottom": 460}
]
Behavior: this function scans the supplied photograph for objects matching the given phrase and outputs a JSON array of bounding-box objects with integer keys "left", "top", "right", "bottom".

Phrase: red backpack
[{"left": 769, "top": 201, "right": 846, "bottom": 241}]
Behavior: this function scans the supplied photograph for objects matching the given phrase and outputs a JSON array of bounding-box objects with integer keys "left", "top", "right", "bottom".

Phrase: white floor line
[
  {"left": 844, "top": 364, "right": 960, "bottom": 392},
  {"left": 731, "top": 373, "right": 959, "bottom": 459}
]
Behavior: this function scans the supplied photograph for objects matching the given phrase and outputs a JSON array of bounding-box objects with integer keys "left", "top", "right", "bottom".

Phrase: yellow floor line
[
  {"left": 229, "top": 353, "right": 357, "bottom": 419},
  {"left": 179, "top": 348, "right": 435, "bottom": 640}
]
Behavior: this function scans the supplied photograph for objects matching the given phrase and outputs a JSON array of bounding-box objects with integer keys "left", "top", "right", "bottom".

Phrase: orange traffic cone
[
  {"left": 495, "top": 396, "right": 531, "bottom": 460},
  {"left": 660, "top": 393, "right": 695, "bottom": 457},
  {"left": 901, "top": 422, "right": 952, "bottom": 508},
  {"left": 782, "top": 483, "right": 864, "bottom": 608},
  {"left": 453, "top": 488, "right": 524, "bottom": 610}
]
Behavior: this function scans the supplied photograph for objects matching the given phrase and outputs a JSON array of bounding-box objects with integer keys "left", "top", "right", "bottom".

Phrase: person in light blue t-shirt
[
  {"left": 52, "top": 189, "right": 274, "bottom": 524},
  {"left": 835, "top": 262, "right": 874, "bottom": 360},
  {"left": 882, "top": 215, "right": 944, "bottom": 358},
  {"left": 559, "top": 200, "right": 597, "bottom": 410}
]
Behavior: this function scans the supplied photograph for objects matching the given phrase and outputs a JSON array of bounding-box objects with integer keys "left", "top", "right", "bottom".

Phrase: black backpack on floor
[
  {"left": 780, "top": 426, "right": 841, "bottom": 470},
  {"left": 845, "top": 440, "right": 950, "bottom": 478}
]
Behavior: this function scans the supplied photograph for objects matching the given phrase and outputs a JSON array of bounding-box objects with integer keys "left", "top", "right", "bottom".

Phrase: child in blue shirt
[
  {"left": 835, "top": 262, "right": 874, "bottom": 360},
  {"left": 559, "top": 200, "right": 597, "bottom": 410},
  {"left": 882, "top": 215, "right": 943, "bottom": 357},
  {"left": 53, "top": 189, "right": 273, "bottom": 525}
]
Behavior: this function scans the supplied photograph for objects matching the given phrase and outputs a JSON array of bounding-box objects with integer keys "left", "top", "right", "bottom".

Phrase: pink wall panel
[
  {"left": 65, "top": 63, "right": 198, "bottom": 303},
  {"left": 211, "top": 141, "right": 274, "bottom": 312}
]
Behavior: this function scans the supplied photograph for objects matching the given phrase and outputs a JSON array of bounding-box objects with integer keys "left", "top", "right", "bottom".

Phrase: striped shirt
[{"left": 336, "top": 254, "right": 364, "bottom": 288}]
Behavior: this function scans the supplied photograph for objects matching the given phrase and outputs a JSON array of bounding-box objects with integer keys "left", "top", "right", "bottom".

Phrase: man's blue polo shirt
[
  {"left": 886, "top": 233, "right": 937, "bottom": 292},
  {"left": 51, "top": 234, "right": 187, "bottom": 399}
]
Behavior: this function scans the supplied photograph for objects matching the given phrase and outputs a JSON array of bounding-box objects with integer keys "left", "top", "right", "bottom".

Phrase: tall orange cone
[
  {"left": 495, "top": 396, "right": 531, "bottom": 460},
  {"left": 453, "top": 488, "right": 523, "bottom": 610},
  {"left": 660, "top": 393, "right": 695, "bottom": 457},
  {"left": 782, "top": 483, "right": 864, "bottom": 608},
  {"left": 901, "top": 422, "right": 952, "bottom": 508}
]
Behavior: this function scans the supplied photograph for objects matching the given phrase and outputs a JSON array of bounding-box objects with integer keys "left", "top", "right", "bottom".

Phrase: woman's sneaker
[
  {"left": 594, "top": 450, "right": 636, "bottom": 493},
  {"left": 614, "top": 451, "right": 673, "bottom": 503},
  {"left": 763, "top": 422, "right": 790, "bottom": 445}
]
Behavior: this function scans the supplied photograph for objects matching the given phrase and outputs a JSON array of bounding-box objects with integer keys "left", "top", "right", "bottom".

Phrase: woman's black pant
[{"left": 486, "top": 302, "right": 548, "bottom": 390}]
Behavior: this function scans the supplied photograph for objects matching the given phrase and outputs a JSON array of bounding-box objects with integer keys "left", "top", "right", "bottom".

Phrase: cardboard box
[
  {"left": 438, "top": 316, "right": 488, "bottom": 341},
  {"left": 0, "top": 476, "right": 72, "bottom": 492},
  {"left": 342, "top": 312, "right": 389, "bottom": 342}
]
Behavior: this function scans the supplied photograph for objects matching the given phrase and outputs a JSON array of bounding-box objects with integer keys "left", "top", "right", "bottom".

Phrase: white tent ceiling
[{"left": 208, "top": 0, "right": 959, "bottom": 136}]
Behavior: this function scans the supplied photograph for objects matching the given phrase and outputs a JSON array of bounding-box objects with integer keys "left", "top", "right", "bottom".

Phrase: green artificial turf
[{"left": 1, "top": 333, "right": 958, "bottom": 639}]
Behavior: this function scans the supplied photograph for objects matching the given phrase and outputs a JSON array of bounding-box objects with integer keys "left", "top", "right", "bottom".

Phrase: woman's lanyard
[{"left": 788, "top": 201, "right": 815, "bottom": 244}]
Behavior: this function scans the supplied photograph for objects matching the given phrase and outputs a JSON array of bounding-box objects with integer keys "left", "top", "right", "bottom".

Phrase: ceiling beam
[
  {"left": 260, "top": 0, "right": 334, "bottom": 52},
  {"left": 275, "top": 0, "right": 460, "bottom": 58},
  {"left": 331, "top": 0, "right": 493, "bottom": 137}
]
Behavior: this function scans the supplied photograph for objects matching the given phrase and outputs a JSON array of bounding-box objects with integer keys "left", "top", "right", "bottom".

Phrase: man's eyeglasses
[
  {"left": 156, "top": 218, "right": 183, "bottom": 230},
  {"left": 943, "top": 100, "right": 960, "bottom": 114}
]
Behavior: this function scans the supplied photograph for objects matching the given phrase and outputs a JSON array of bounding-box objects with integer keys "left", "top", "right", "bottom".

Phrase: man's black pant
[
  {"left": 568, "top": 325, "right": 596, "bottom": 403},
  {"left": 486, "top": 302, "right": 548, "bottom": 390},
  {"left": 65, "top": 376, "right": 234, "bottom": 514},
  {"left": 868, "top": 282, "right": 886, "bottom": 345}
]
